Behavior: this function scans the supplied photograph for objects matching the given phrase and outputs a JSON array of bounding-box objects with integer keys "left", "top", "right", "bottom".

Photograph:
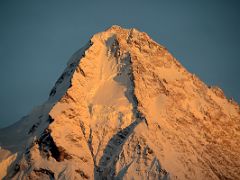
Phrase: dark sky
[{"left": 0, "top": 0, "right": 240, "bottom": 128}]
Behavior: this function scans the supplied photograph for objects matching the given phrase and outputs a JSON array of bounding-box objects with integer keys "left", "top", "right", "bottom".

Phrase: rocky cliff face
[{"left": 0, "top": 25, "right": 240, "bottom": 180}]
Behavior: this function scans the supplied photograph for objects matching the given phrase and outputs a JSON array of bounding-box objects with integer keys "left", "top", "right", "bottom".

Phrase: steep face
[{"left": 0, "top": 25, "right": 240, "bottom": 180}]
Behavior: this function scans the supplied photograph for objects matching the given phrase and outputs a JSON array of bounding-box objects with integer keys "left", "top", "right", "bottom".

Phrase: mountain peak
[
  {"left": 105, "top": 25, "right": 138, "bottom": 32},
  {"left": 106, "top": 24, "right": 125, "bottom": 30},
  {"left": 0, "top": 27, "right": 239, "bottom": 180}
]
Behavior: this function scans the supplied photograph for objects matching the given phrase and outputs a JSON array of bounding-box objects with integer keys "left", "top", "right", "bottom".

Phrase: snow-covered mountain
[{"left": 0, "top": 25, "right": 240, "bottom": 180}]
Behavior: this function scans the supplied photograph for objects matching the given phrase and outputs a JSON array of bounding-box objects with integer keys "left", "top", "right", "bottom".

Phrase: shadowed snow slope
[{"left": 0, "top": 25, "right": 240, "bottom": 180}]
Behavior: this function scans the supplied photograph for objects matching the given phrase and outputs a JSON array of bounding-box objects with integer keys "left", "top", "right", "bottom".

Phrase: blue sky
[{"left": 0, "top": 0, "right": 239, "bottom": 127}]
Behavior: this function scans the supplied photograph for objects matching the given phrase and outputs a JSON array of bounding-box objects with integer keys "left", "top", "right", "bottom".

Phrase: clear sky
[{"left": 0, "top": 0, "right": 239, "bottom": 128}]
